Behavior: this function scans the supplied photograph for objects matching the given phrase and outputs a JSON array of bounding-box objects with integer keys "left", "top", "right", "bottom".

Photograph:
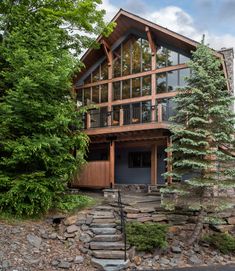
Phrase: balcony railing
[{"left": 85, "top": 103, "right": 174, "bottom": 129}]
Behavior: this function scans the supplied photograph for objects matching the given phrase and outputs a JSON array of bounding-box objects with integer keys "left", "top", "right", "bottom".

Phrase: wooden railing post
[
  {"left": 158, "top": 103, "right": 162, "bottom": 122},
  {"left": 86, "top": 112, "right": 91, "bottom": 129},
  {"left": 151, "top": 143, "right": 158, "bottom": 185},
  {"left": 119, "top": 108, "right": 124, "bottom": 126},
  {"left": 109, "top": 141, "right": 115, "bottom": 187}
]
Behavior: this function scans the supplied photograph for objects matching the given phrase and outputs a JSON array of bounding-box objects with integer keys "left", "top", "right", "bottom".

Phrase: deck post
[
  {"left": 167, "top": 137, "right": 173, "bottom": 185},
  {"left": 151, "top": 143, "right": 157, "bottom": 185},
  {"left": 158, "top": 102, "right": 163, "bottom": 122},
  {"left": 119, "top": 108, "right": 124, "bottom": 126},
  {"left": 109, "top": 141, "right": 115, "bottom": 187},
  {"left": 86, "top": 112, "right": 91, "bottom": 129}
]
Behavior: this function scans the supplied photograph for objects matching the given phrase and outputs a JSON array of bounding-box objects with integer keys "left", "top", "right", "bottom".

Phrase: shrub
[
  {"left": 126, "top": 221, "right": 168, "bottom": 252},
  {"left": 203, "top": 233, "right": 235, "bottom": 254},
  {"left": 56, "top": 194, "right": 95, "bottom": 213}
]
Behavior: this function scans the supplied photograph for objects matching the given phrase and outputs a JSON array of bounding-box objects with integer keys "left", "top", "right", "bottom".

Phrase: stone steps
[
  {"left": 91, "top": 227, "right": 117, "bottom": 235},
  {"left": 92, "top": 234, "right": 123, "bottom": 242},
  {"left": 92, "top": 250, "right": 127, "bottom": 259},
  {"left": 90, "top": 223, "right": 116, "bottom": 228},
  {"left": 90, "top": 241, "right": 125, "bottom": 250},
  {"left": 91, "top": 258, "right": 129, "bottom": 271}
]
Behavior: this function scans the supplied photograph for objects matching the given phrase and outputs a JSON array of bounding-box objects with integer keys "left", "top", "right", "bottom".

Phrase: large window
[
  {"left": 156, "top": 68, "right": 190, "bottom": 93},
  {"left": 112, "top": 76, "right": 151, "bottom": 101},
  {"left": 128, "top": 152, "right": 151, "bottom": 168},
  {"left": 156, "top": 46, "right": 190, "bottom": 68},
  {"left": 113, "top": 36, "right": 151, "bottom": 77}
]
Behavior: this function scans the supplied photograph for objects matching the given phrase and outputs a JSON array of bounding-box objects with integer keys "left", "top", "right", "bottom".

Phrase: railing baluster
[{"left": 117, "top": 190, "right": 127, "bottom": 262}]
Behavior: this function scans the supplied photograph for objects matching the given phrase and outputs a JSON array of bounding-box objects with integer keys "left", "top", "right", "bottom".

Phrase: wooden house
[{"left": 72, "top": 9, "right": 233, "bottom": 190}]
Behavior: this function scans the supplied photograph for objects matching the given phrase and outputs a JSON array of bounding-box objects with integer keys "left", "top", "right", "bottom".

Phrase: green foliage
[
  {"left": 126, "top": 222, "right": 168, "bottom": 252},
  {"left": 203, "top": 233, "right": 235, "bottom": 254},
  {"left": 56, "top": 194, "right": 95, "bottom": 213},
  {"left": 164, "top": 41, "right": 235, "bottom": 214},
  {"left": 0, "top": 0, "right": 114, "bottom": 216}
]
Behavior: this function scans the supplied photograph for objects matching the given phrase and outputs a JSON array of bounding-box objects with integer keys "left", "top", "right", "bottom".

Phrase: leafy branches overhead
[
  {"left": 0, "top": 0, "right": 114, "bottom": 216},
  {"left": 163, "top": 41, "right": 235, "bottom": 243}
]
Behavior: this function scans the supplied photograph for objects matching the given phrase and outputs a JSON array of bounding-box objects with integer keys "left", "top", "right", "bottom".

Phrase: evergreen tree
[
  {"left": 0, "top": 0, "right": 114, "bottom": 216},
  {"left": 164, "top": 41, "right": 235, "bottom": 244}
]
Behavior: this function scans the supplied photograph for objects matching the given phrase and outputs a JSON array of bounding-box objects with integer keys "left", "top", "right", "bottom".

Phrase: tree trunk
[{"left": 188, "top": 208, "right": 206, "bottom": 245}]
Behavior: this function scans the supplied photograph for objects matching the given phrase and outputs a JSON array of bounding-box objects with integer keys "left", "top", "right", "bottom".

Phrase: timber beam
[
  {"left": 145, "top": 26, "right": 156, "bottom": 55},
  {"left": 101, "top": 39, "right": 112, "bottom": 66}
]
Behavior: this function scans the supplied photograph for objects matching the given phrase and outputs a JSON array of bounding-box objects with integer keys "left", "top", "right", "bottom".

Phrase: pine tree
[
  {"left": 164, "top": 40, "right": 235, "bottom": 244},
  {"left": 0, "top": 0, "right": 114, "bottom": 216}
]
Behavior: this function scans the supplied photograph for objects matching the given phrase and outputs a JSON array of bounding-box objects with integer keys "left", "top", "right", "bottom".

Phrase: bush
[
  {"left": 203, "top": 233, "right": 235, "bottom": 254},
  {"left": 56, "top": 194, "right": 95, "bottom": 213},
  {"left": 126, "top": 221, "right": 168, "bottom": 252}
]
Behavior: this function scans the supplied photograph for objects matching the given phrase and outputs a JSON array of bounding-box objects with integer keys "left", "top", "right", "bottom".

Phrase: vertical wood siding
[{"left": 72, "top": 161, "right": 110, "bottom": 188}]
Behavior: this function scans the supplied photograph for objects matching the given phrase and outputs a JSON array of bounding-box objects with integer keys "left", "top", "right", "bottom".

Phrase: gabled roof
[{"left": 75, "top": 9, "right": 226, "bottom": 84}]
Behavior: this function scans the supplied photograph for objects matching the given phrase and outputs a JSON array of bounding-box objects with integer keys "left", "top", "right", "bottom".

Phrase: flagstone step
[
  {"left": 92, "top": 218, "right": 116, "bottom": 224},
  {"left": 90, "top": 241, "right": 125, "bottom": 250},
  {"left": 92, "top": 250, "right": 127, "bottom": 259},
  {"left": 91, "top": 258, "right": 129, "bottom": 271},
  {"left": 94, "top": 206, "right": 115, "bottom": 211},
  {"left": 91, "top": 227, "right": 117, "bottom": 235},
  {"left": 91, "top": 223, "right": 116, "bottom": 228},
  {"left": 92, "top": 234, "right": 123, "bottom": 242}
]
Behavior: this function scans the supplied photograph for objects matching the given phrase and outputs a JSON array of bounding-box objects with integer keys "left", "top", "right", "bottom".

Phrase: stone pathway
[{"left": 82, "top": 205, "right": 129, "bottom": 271}]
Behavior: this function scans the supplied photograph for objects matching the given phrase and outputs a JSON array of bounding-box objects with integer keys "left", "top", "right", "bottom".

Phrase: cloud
[
  {"left": 99, "top": 0, "right": 119, "bottom": 21},
  {"left": 219, "top": 0, "right": 235, "bottom": 22}
]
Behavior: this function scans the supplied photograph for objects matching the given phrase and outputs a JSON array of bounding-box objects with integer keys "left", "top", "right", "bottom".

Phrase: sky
[{"left": 99, "top": 0, "right": 235, "bottom": 92}]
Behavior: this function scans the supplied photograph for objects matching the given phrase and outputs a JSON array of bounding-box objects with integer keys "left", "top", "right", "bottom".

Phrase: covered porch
[{"left": 71, "top": 129, "right": 172, "bottom": 189}]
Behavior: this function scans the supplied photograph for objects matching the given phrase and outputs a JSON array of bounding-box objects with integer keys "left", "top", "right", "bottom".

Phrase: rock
[
  {"left": 79, "top": 233, "right": 91, "bottom": 243},
  {"left": 159, "top": 258, "right": 170, "bottom": 265},
  {"left": 168, "top": 226, "right": 180, "bottom": 233},
  {"left": 137, "top": 216, "right": 153, "bottom": 222},
  {"left": 92, "top": 234, "right": 122, "bottom": 242},
  {"left": 91, "top": 258, "right": 129, "bottom": 271},
  {"left": 139, "top": 207, "right": 155, "bottom": 213},
  {"left": 194, "top": 244, "right": 200, "bottom": 253},
  {"left": 64, "top": 232, "right": 76, "bottom": 238},
  {"left": 74, "top": 255, "right": 84, "bottom": 264},
  {"left": 189, "top": 255, "right": 202, "bottom": 265},
  {"left": 124, "top": 207, "right": 139, "bottom": 213},
  {"left": 92, "top": 250, "right": 125, "bottom": 259},
  {"left": 64, "top": 215, "right": 78, "bottom": 226},
  {"left": 66, "top": 224, "right": 79, "bottom": 233},
  {"left": 49, "top": 232, "right": 57, "bottom": 239},
  {"left": 90, "top": 241, "right": 125, "bottom": 250},
  {"left": 85, "top": 216, "right": 93, "bottom": 225},
  {"left": 133, "top": 256, "right": 142, "bottom": 266},
  {"left": 2, "top": 260, "right": 11, "bottom": 269},
  {"left": 167, "top": 214, "right": 189, "bottom": 225},
  {"left": 51, "top": 260, "right": 59, "bottom": 266},
  {"left": 171, "top": 246, "right": 182, "bottom": 253},
  {"left": 211, "top": 224, "right": 234, "bottom": 233},
  {"left": 227, "top": 217, "right": 235, "bottom": 225},
  {"left": 91, "top": 227, "right": 116, "bottom": 235},
  {"left": 27, "top": 234, "right": 42, "bottom": 249},
  {"left": 152, "top": 214, "right": 167, "bottom": 222},
  {"left": 58, "top": 261, "right": 72, "bottom": 269},
  {"left": 81, "top": 224, "right": 89, "bottom": 231}
]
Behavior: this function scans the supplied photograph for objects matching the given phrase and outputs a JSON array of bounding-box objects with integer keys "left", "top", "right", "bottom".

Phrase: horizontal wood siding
[{"left": 72, "top": 161, "right": 110, "bottom": 188}]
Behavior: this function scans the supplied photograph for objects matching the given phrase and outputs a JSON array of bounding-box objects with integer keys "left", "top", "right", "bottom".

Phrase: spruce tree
[
  {"left": 0, "top": 0, "right": 114, "bottom": 216},
  {"left": 164, "top": 41, "right": 235, "bottom": 244}
]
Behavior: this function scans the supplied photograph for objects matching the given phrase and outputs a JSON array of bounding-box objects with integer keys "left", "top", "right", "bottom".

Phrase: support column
[
  {"left": 109, "top": 141, "right": 115, "bottom": 188},
  {"left": 151, "top": 143, "right": 158, "bottom": 185},
  {"left": 167, "top": 137, "right": 173, "bottom": 185}
]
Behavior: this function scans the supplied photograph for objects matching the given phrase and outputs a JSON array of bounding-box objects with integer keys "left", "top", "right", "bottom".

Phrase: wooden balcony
[{"left": 84, "top": 103, "right": 172, "bottom": 136}]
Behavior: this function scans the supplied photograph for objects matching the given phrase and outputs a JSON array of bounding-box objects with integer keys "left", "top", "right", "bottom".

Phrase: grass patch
[
  {"left": 126, "top": 221, "right": 168, "bottom": 252},
  {"left": 203, "top": 233, "right": 235, "bottom": 254},
  {"left": 56, "top": 194, "right": 95, "bottom": 213}
]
